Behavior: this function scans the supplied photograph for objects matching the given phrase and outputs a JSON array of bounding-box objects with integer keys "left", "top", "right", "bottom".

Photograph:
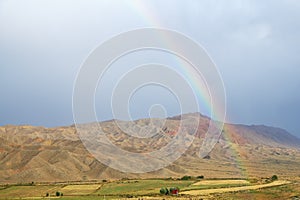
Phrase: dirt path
[{"left": 182, "top": 180, "right": 290, "bottom": 195}]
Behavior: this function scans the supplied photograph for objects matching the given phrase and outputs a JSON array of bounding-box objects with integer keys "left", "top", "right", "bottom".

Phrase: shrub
[
  {"left": 271, "top": 175, "right": 278, "bottom": 181},
  {"left": 181, "top": 175, "right": 192, "bottom": 180},
  {"left": 160, "top": 188, "right": 166, "bottom": 195},
  {"left": 55, "top": 191, "right": 61, "bottom": 196},
  {"left": 197, "top": 175, "right": 204, "bottom": 179},
  {"left": 160, "top": 187, "right": 169, "bottom": 195}
]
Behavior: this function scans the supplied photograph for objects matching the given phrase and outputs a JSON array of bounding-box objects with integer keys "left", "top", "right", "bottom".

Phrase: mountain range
[{"left": 0, "top": 113, "right": 299, "bottom": 183}]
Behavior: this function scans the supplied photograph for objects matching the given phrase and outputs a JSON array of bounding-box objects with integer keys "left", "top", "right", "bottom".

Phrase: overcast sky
[{"left": 0, "top": 0, "right": 300, "bottom": 137}]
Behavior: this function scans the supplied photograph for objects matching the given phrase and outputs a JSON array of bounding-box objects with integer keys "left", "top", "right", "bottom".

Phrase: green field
[{"left": 95, "top": 179, "right": 194, "bottom": 196}]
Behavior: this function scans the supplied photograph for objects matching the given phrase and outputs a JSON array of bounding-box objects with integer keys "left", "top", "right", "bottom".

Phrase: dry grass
[
  {"left": 0, "top": 185, "right": 62, "bottom": 198},
  {"left": 61, "top": 184, "right": 102, "bottom": 195},
  {"left": 192, "top": 179, "right": 250, "bottom": 186},
  {"left": 182, "top": 180, "right": 290, "bottom": 195}
]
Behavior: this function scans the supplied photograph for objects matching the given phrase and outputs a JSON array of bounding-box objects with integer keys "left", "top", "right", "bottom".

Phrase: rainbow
[
  {"left": 127, "top": 1, "right": 214, "bottom": 117},
  {"left": 222, "top": 124, "right": 250, "bottom": 178},
  {"left": 127, "top": 1, "right": 249, "bottom": 179}
]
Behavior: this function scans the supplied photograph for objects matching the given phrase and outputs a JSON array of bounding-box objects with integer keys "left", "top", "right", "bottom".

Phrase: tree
[
  {"left": 165, "top": 188, "right": 169, "bottom": 195},
  {"left": 160, "top": 188, "right": 166, "bottom": 195},
  {"left": 181, "top": 175, "right": 192, "bottom": 180},
  {"left": 160, "top": 187, "right": 169, "bottom": 195},
  {"left": 56, "top": 191, "right": 61, "bottom": 196},
  {"left": 271, "top": 175, "right": 278, "bottom": 181}
]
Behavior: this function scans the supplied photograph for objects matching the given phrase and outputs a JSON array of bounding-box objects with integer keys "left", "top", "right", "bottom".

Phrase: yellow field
[
  {"left": 0, "top": 185, "right": 61, "bottom": 198},
  {"left": 192, "top": 179, "right": 250, "bottom": 186},
  {"left": 61, "top": 184, "right": 102, "bottom": 195},
  {"left": 182, "top": 180, "right": 290, "bottom": 195}
]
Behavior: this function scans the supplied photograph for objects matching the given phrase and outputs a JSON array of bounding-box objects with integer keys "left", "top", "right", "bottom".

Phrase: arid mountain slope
[
  {"left": 223, "top": 123, "right": 300, "bottom": 148},
  {"left": 0, "top": 114, "right": 299, "bottom": 183}
]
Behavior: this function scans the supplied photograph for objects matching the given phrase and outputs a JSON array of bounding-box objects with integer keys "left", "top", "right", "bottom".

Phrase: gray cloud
[{"left": 0, "top": 0, "right": 299, "bottom": 137}]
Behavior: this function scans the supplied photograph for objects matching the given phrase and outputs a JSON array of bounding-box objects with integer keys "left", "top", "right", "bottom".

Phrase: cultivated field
[
  {"left": 61, "top": 184, "right": 102, "bottom": 195},
  {"left": 181, "top": 180, "right": 290, "bottom": 195},
  {"left": 192, "top": 179, "right": 250, "bottom": 186},
  {"left": 0, "top": 177, "right": 298, "bottom": 199}
]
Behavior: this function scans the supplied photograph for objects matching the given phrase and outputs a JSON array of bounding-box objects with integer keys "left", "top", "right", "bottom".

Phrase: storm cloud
[{"left": 0, "top": 0, "right": 299, "bottom": 137}]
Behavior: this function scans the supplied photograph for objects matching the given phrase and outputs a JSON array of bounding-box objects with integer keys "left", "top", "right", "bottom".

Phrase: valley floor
[{"left": 0, "top": 177, "right": 299, "bottom": 200}]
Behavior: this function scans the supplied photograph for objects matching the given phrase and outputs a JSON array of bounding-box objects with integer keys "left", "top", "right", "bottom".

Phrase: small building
[{"left": 170, "top": 187, "right": 179, "bottom": 195}]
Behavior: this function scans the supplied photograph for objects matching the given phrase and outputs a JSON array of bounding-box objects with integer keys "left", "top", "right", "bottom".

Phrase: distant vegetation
[
  {"left": 262, "top": 175, "right": 279, "bottom": 183},
  {"left": 180, "top": 175, "right": 204, "bottom": 180},
  {"left": 197, "top": 175, "right": 205, "bottom": 179},
  {"left": 271, "top": 175, "right": 278, "bottom": 181},
  {"left": 55, "top": 191, "right": 63, "bottom": 196},
  {"left": 180, "top": 175, "right": 192, "bottom": 180},
  {"left": 159, "top": 187, "right": 169, "bottom": 195}
]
